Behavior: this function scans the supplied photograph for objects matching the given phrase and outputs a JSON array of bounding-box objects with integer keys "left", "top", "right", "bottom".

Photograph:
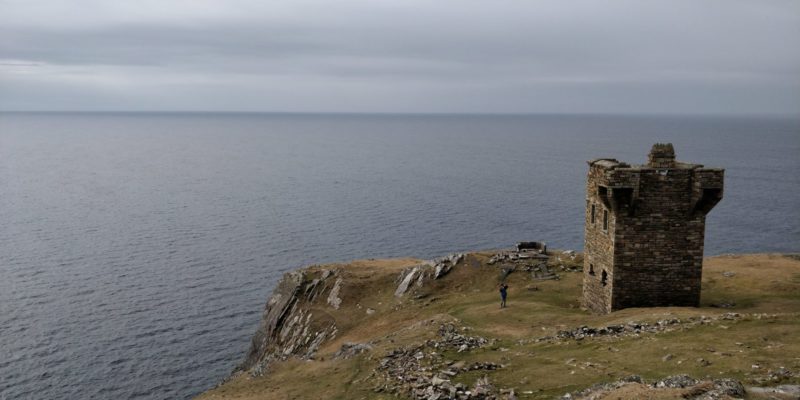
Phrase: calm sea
[{"left": 1, "top": 113, "right": 798, "bottom": 399}]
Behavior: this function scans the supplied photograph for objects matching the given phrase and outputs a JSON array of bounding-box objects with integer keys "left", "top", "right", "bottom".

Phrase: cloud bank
[{"left": 1, "top": 0, "right": 798, "bottom": 114}]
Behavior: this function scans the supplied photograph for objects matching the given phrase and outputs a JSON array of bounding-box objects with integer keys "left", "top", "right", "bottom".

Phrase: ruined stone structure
[{"left": 583, "top": 143, "right": 724, "bottom": 313}]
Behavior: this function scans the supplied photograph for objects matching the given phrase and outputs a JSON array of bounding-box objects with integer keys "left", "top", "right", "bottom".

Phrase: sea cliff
[{"left": 199, "top": 251, "right": 800, "bottom": 400}]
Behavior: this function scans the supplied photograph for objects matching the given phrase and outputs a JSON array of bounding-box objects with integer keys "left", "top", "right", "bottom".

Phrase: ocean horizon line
[{"left": 2, "top": 110, "right": 799, "bottom": 120}]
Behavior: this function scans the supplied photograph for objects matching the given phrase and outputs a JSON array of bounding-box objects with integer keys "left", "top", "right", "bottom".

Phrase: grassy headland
[{"left": 198, "top": 253, "right": 800, "bottom": 399}]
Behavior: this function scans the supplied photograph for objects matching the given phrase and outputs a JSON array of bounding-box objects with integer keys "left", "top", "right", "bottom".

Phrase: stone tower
[{"left": 582, "top": 143, "right": 724, "bottom": 314}]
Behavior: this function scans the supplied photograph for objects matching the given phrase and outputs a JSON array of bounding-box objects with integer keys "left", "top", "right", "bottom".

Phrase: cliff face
[{"left": 237, "top": 268, "right": 340, "bottom": 374}]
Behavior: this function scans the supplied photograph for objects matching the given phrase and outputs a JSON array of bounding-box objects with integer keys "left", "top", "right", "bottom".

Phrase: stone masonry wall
[
  {"left": 583, "top": 163, "right": 617, "bottom": 314},
  {"left": 583, "top": 144, "right": 724, "bottom": 314},
  {"left": 612, "top": 168, "right": 705, "bottom": 309}
]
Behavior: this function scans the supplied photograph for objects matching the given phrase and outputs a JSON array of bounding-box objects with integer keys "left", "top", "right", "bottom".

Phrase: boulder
[{"left": 395, "top": 267, "right": 420, "bottom": 297}]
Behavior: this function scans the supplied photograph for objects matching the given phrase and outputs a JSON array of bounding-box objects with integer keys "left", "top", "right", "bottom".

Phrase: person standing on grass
[{"left": 499, "top": 283, "right": 508, "bottom": 308}]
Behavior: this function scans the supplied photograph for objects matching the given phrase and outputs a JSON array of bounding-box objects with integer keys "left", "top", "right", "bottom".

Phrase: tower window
[
  {"left": 590, "top": 204, "right": 596, "bottom": 224},
  {"left": 589, "top": 264, "right": 595, "bottom": 276},
  {"left": 602, "top": 209, "right": 609, "bottom": 231},
  {"left": 601, "top": 270, "right": 608, "bottom": 286}
]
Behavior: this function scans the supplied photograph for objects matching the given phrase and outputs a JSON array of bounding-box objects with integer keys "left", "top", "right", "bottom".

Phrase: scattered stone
[
  {"left": 334, "top": 342, "right": 373, "bottom": 360},
  {"left": 488, "top": 246, "right": 548, "bottom": 266},
  {"left": 534, "top": 313, "right": 746, "bottom": 343},
  {"left": 530, "top": 263, "right": 559, "bottom": 280},
  {"left": 747, "top": 384, "right": 800, "bottom": 398},
  {"left": 752, "top": 367, "right": 797, "bottom": 384},
  {"left": 562, "top": 375, "right": 642, "bottom": 399},
  {"left": 655, "top": 374, "right": 698, "bottom": 388},
  {"left": 373, "top": 324, "right": 498, "bottom": 400},
  {"left": 472, "top": 375, "right": 494, "bottom": 396},
  {"left": 713, "top": 378, "right": 745, "bottom": 397},
  {"left": 566, "top": 374, "right": 797, "bottom": 400},
  {"left": 722, "top": 271, "right": 736, "bottom": 278},
  {"left": 622, "top": 375, "right": 643, "bottom": 383},
  {"left": 431, "top": 376, "right": 448, "bottom": 386},
  {"left": 662, "top": 353, "right": 673, "bottom": 362},
  {"left": 696, "top": 358, "right": 711, "bottom": 367}
]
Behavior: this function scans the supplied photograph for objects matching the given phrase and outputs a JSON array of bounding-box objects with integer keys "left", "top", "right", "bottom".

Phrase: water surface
[{"left": 1, "top": 113, "right": 798, "bottom": 399}]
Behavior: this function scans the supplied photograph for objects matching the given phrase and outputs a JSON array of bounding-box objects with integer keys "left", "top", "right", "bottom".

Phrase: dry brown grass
[{"left": 197, "top": 253, "right": 800, "bottom": 400}]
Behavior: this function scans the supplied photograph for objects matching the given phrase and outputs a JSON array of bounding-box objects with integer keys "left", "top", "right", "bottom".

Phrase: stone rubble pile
[
  {"left": 333, "top": 342, "right": 374, "bottom": 360},
  {"left": 556, "top": 264, "right": 582, "bottom": 273},
  {"left": 561, "top": 375, "right": 643, "bottom": 399},
  {"left": 487, "top": 250, "right": 548, "bottom": 266},
  {"left": 535, "top": 313, "right": 744, "bottom": 343},
  {"left": 372, "top": 324, "right": 515, "bottom": 399},
  {"left": 745, "top": 367, "right": 800, "bottom": 398},
  {"left": 528, "top": 264, "right": 559, "bottom": 281},
  {"left": 562, "top": 374, "right": 747, "bottom": 400},
  {"left": 747, "top": 384, "right": 800, "bottom": 398},
  {"left": 487, "top": 247, "right": 560, "bottom": 282},
  {"left": 433, "top": 323, "right": 491, "bottom": 352},
  {"left": 750, "top": 366, "right": 799, "bottom": 385},
  {"left": 554, "top": 250, "right": 583, "bottom": 272},
  {"left": 653, "top": 374, "right": 700, "bottom": 388}
]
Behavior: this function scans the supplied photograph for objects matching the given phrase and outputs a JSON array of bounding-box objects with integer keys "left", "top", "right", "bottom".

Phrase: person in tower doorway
[{"left": 499, "top": 283, "right": 508, "bottom": 308}]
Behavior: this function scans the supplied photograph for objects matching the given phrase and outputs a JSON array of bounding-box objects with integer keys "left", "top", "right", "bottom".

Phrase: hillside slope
[{"left": 198, "top": 252, "right": 800, "bottom": 400}]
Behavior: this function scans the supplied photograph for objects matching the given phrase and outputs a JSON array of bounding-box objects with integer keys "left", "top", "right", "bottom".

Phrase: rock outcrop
[
  {"left": 237, "top": 253, "right": 469, "bottom": 377},
  {"left": 237, "top": 268, "right": 341, "bottom": 375},
  {"left": 372, "top": 323, "right": 507, "bottom": 399},
  {"left": 395, "top": 254, "right": 465, "bottom": 297},
  {"left": 530, "top": 312, "right": 749, "bottom": 343}
]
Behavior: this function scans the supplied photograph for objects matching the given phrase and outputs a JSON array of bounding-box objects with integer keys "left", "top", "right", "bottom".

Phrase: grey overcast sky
[{"left": 1, "top": 0, "right": 798, "bottom": 114}]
